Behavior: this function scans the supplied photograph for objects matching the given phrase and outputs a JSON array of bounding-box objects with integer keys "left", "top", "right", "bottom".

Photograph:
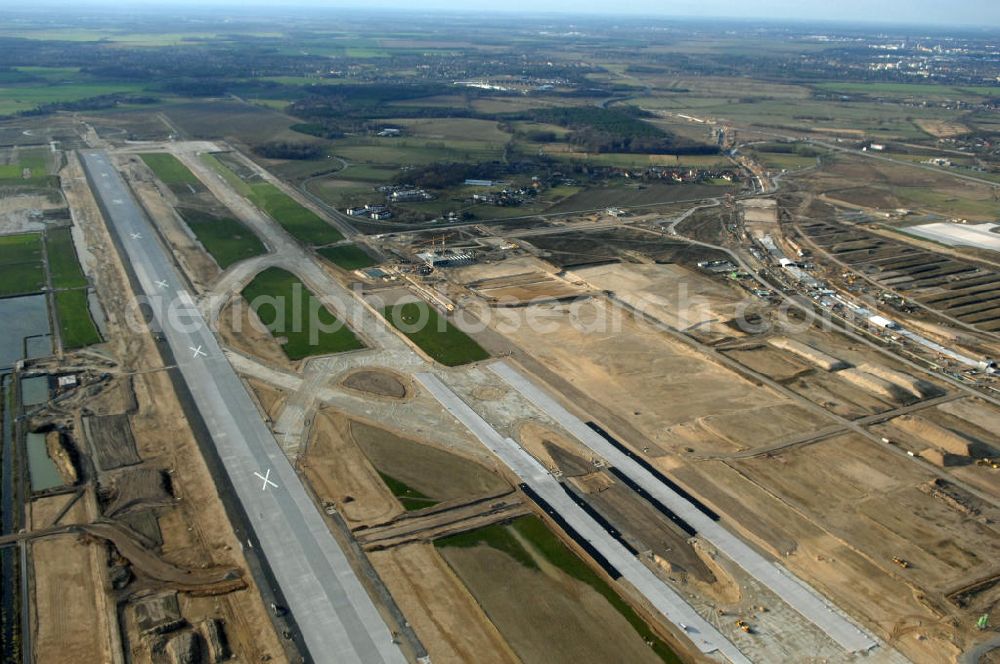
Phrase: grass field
[
  {"left": 436, "top": 516, "right": 681, "bottom": 664},
  {"left": 317, "top": 244, "right": 377, "bottom": 270},
  {"left": 378, "top": 472, "right": 439, "bottom": 511},
  {"left": 201, "top": 153, "right": 343, "bottom": 245},
  {"left": 54, "top": 289, "right": 101, "bottom": 349},
  {"left": 46, "top": 227, "right": 88, "bottom": 289},
  {"left": 0, "top": 233, "right": 45, "bottom": 296},
  {"left": 139, "top": 153, "right": 201, "bottom": 186},
  {"left": 0, "top": 82, "right": 146, "bottom": 116},
  {"left": 382, "top": 301, "right": 488, "bottom": 366},
  {"left": 177, "top": 207, "right": 266, "bottom": 268},
  {"left": 242, "top": 267, "right": 363, "bottom": 360}
]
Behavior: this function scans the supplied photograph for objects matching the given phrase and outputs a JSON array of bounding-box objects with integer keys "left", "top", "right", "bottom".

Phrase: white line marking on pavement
[
  {"left": 189, "top": 345, "right": 207, "bottom": 358},
  {"left": 155, "top": 279, "right": 169, "bottom": 289},
  {"left": 130, "top": 232, "right": 142, "bottom": 240},
  {"left": 254, "top": 469, "right": 278, "bottom": 491}
]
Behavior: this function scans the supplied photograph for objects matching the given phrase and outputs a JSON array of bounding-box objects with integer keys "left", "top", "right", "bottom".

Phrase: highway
[
  {"left": 490, "top": 361, "right": 879, "bottom": 655},
  {"left": 79, "top": 150, "right": 407, "bottom": 664},
  {"left": 414, "top": 371, "right": 752, "bottom": 664}
]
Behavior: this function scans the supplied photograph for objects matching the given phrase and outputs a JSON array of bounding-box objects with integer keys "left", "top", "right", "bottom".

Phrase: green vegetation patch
[
  {"left": 242, "top": 267, "right": 364, "bottom": 360},
  {"left": 46, "top": 227, "right": 88, "bottom": 289},
  {"left": 250, "top": 183, "right": 344, "bottom": 245},
  {"left": 317, "top": 244, "right": 376, "bottom": 270},
  {"left": 177, "top": 207, "right": 265, "bottom": 268},
  {"left": 437, "top": 516, "right": 681, "bottom": 664},
  {"left": 382, "top": 301, "right": 489, "bottom": 366},
  {"left": 55, "top": 289, "right": 101, "bottom": 349},
  {"left": 0, "top": 233, "right": 45, "bottom": 296},
  {"left": 200, "top": 153, "right": 343, "bottom": 246},
  {"left": 378, "top": 472, "right": 439, "bottom": 511},
  {"left": 139, "top": 153, "right": 200, "bottom": 185}
]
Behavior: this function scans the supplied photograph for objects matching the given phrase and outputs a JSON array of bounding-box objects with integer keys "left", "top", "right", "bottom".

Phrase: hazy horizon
[{"left": 9, "top": 0, "right": 1000, "bottom": 29}]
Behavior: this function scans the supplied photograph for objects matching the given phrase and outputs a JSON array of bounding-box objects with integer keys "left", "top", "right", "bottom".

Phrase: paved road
[
  {"left": 414, "top": 372, "right": 752, "bottom": 664},
  {"left": 490, "top": 361, "right": 879, "bottom": 655},
  {"left": 79, "top": 150, "right": 407, "bottom": 664}
]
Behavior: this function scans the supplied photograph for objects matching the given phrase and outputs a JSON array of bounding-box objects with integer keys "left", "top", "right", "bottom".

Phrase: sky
[
  {"left": 24, "top": 0, "right": 1000, "bottom": 27},
  {"left": 340, "top": 0, "right": 1000, "bottom": 25}
]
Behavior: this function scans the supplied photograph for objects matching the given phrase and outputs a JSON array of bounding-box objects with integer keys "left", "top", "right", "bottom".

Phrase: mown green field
[
  {"left": 177, "top": 208, "right": 266, "bottom": 268},
  {"left": 54, "top": 289, "right": 101, "bottom": 349},
  {"left": 242, "top": 267, "right": 363, "bottom": 359},
  {"left": 46, "top": 227, "right": 88, "bottom": 289},
  {"left": 435, "top": 516, "right": 681, "bottom": 664},
  {"left": 139, "top": 153, "right": 201, "bottom": 186},
  {"left": 201, "top": 153, "right": 343, "bottom": 245},
  {"left": 317, "top": 244, "right": 377, "bottom": 270},
  {"left": 382, "top": 301, "right": 488, "bottom": 366},
  {"left": 0, "top": 233, "right": 45, "bottom": 296}
]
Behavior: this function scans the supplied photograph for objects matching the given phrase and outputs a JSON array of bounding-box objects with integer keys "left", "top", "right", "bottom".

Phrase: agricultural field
[
  {"left": 241, "top": 267, "right": 363, "bottom": 359},
  {"left": 316, "top": 244, "right": 377, "bottom": 270},
  {"left": 381, "top": 301, "right": 489, "bottom": 366},
  {"left": 176, "top": 207, "right": 266, "bottom": 268}
]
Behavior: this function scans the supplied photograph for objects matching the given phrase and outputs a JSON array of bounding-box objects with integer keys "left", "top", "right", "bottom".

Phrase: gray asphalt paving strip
[
  {"left": 79, "top": 150, "right": 407, "bottom": 664},
  {"left": 489, "top": 360, "right": 880, "bottom": 655},
  {"left": 414, "top": 371, "right": 752, "bottom": 664}
]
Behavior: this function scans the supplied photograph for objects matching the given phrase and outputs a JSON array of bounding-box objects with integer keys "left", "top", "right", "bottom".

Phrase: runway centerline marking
[{"left": 254, "top": 469, "right": 278, "bottom": 492}]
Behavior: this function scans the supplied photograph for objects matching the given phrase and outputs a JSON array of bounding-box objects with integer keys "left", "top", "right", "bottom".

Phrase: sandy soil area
[
  {"left": 572, "top": 262, "right": 751, "bottom": 342},
  {"left": 441, "top": 543, "right": 667, "bottom": 664},
  {"left": 494, "top": 298, "right": 815, "bottom": 454},
  {"left": 370, "top": 543, "right": 520, "bottom": 664},
  {"left": 29, "top": 496, "right": 113, "bottom": 664}
]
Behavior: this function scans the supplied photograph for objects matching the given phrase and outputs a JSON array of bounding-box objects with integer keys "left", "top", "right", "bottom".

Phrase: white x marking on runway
[
  {"left": 254, "top": 469, "right": 278, "bottom": 491},
  {"left": 155, "top": 279, "right": 168, "bottom": 289},
  {"left": 130, "top": 232, "right": 142, "bottom": 240},
  {"left": 189, "top": 345, "right": 207, "bottom": 358}
]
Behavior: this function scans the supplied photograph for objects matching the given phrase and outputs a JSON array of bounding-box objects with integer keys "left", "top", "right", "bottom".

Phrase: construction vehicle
[
  {"left": 735, "top": 620, "right": 753, "bottom": 634},
  {"left": 892, "top": 556, "right": 911, "bottom": 569},
  {"left": 976, "top": 458, "right": 999, "bottom": 469}
]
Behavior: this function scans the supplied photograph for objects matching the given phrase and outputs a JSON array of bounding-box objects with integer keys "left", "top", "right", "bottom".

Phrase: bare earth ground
[
  {"left": 489, "top": 298, "right": 820, "bottom": 454},
  {"left": 28, "top": 496, "right": 112, "bottom": 664},
  {"left": 370, "top": 543, "right": 521, "bottom": 664},
  {"left": 440, "top": 540, "right": 666, "bottom": 664},
  {"left": 300, "top": 408, "right": 403, "bottom": 525},
  {"left": 569, "top": 262, "right": 753, "bottom": 342},
  {"left": 218, "top": 297, "right": 292, "bottom": 370}
]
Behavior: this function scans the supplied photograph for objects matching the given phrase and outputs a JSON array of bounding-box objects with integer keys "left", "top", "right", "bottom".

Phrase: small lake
[
  {"left": 25, "top": 431, "right": 63, "bottom": 492},
  {"left": 20, "top": 375, "right": 50, "bottom": 407},
  {"left": 0, "top": 294, "right": 51, "bottom": 371}
]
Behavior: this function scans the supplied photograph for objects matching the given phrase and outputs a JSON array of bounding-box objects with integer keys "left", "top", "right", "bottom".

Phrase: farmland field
[{"left": 242, "top": 267, "right": 364, "bottom": 359}]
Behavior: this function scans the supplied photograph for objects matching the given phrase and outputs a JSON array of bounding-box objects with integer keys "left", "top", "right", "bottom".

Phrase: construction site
[{"left": 0, "top": 108, "right": 998, "bottom": 664}]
